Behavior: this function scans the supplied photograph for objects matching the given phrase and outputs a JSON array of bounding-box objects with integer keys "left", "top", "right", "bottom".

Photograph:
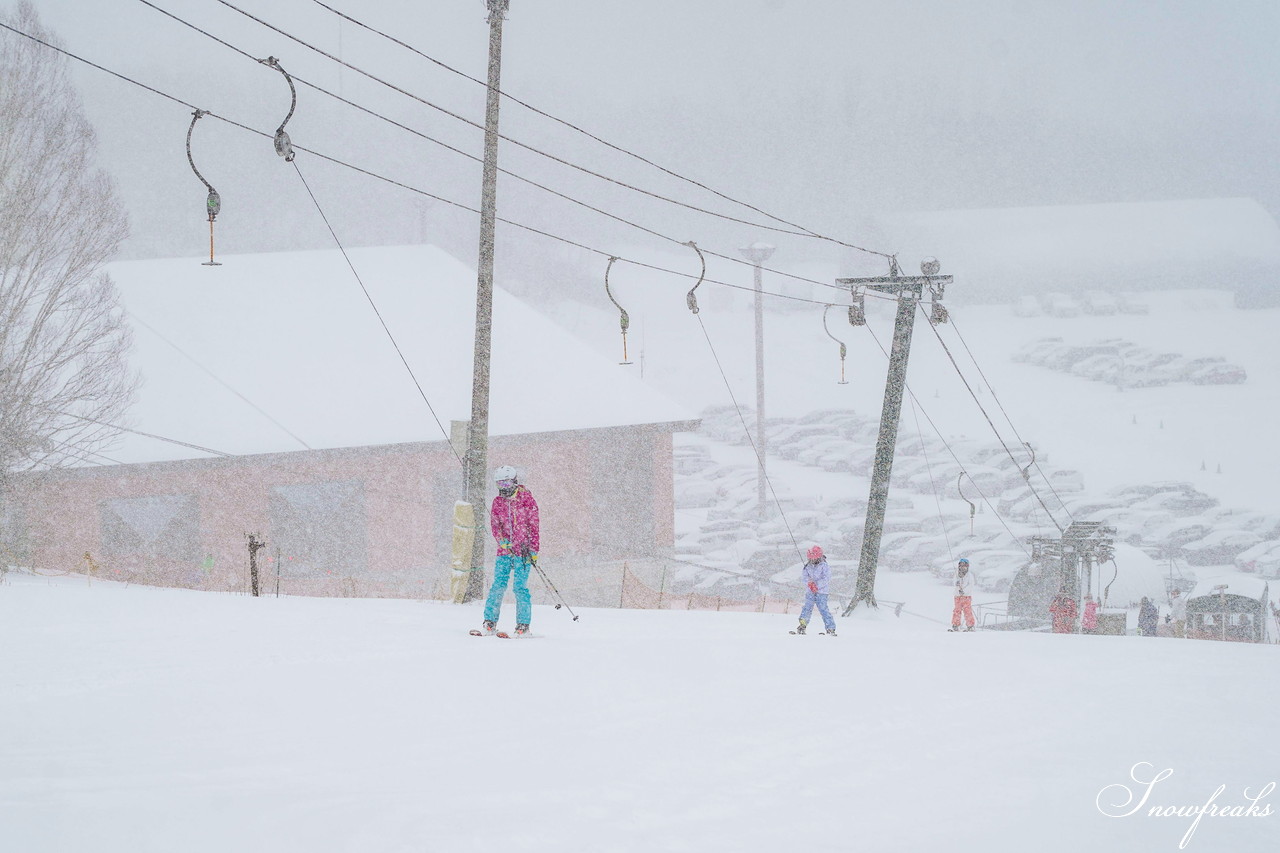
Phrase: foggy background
[{"left": 19, "top": 0, "right": 1280, "bottom": 303}]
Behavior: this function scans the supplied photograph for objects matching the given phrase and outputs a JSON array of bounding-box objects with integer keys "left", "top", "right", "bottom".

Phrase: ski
[
  {"left": 495, "top": 631, "right": 539, "bottom": 639},
  {"left": 469, "top": 628, "right": 495, "bottom": 637}
]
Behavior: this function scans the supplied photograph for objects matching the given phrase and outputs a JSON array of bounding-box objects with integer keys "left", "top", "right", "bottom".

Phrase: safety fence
[{"left": 16, "top": 552, "right": 815, "bottom": 614}]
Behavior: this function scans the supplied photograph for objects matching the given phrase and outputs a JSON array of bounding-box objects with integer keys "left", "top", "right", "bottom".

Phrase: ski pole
[{"left": 530, "top": 558, "right": 579, "bottom": 621}]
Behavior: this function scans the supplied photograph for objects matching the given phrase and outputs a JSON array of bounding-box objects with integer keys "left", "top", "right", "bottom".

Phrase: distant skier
[
  {"left": 794, "top": 545, "right": 837, "bottom": 636},
  {"left": 479, "top": 465, "right": 539, "bottom": 637},
  {"left": 1049, "top": 586, "right": 1078, "bottom": 634},
  {"left": 1138, "top": 596, "right": 1159, "bottom": 637},
  {"left": 949, "top": 557, "right": 976, "bottom": 632}
]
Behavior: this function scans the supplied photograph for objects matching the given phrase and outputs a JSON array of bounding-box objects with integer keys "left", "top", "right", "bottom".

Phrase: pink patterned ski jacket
[{"left": 490, "top": 486, "right": 540, "bottom": 556}]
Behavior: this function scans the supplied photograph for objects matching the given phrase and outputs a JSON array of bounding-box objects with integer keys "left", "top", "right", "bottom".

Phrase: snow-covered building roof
[
  {"left": 104, "top": 244, "right": 696, "bottom": 463},
  {"left": 1187, "top": 575, "right": 1270, "bottom": 602},
  {"left": 857, "top": 198, "right": 1280, "bottom": 304}
]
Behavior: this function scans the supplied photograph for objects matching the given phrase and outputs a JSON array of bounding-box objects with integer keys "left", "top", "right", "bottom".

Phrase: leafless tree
[{"left": 0, "top": 2, "right": 136, "bottom": 484}]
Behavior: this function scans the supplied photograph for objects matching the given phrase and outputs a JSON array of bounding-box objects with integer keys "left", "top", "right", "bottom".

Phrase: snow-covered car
[
  {"left": 673, "top": 446, "right": 715, "bottom": 476},
  {"left": 1233, "top": 540, "right": 1280, "bottom": 576},
  {"left": 1181, "top": 529, "right": 1264, "bottom": 567},
  {"left": 767, "top": 423, "right": 835, "bottom": 454},
  {"left": 1147, "top": 520, "right": 1215, "bottom": 552},
  {"left": 1131, "top": 488, "right": 1218, "bottom": 515},
  {"left": 1012, "top": 295, "right": 1042, "bottom": 317},
  {"left": 1116, "top": 294, "right": 1150, "bottom": 314},
  {"left": 1082, "top": 291, "right": 1119, "bottom": 315},
  {"left": 675, "top": 480, "right": 720, "bottom": 508},
  {"left": 1189, "top": 362, "right": 1247, "bottom": 385},
  {"left": 795, "top": 437, "right": 857, "bottom": 468},
  {"left": 1164, "top": 356, "right": 1226, "bottom": 382},
  {"left": 1012, "top": 337, "right": 1064, "bottom": 363},
  {"left": 1046, "top": 469, "right": 1085, "bottom": 493},
  {"left": 776, "top": 430, "right": 842, "bottom": 461},
  {"left": 1044, "top": 293, "right": 1081, "bottom": 318},
  {"left": 1069, "top": 353, "right": 1122, "bottom": 381}
]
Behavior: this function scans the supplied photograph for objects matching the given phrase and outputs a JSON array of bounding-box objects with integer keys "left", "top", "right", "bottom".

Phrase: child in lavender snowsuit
[{"left": 796, "top": 545, "right": 837, "bottom": 635}]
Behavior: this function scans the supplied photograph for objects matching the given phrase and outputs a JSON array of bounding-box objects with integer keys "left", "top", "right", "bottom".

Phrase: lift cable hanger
[
  {"left": 821, "top": 305, "right": 849, "bottom": 385},
  {"left": 259, "top": 56, "right": 297, "bottom": 162},
  {"left": 682, "top": 240, "right": 706, "bottom": 314},
  {"left": 603, "top": 256, "right": 632, "bottom": 365},
  {"left": 185, "top": 109, "right": 222, "bottom": 265}
]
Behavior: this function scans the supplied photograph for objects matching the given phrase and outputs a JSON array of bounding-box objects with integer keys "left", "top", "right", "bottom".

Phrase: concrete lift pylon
[{"left": 842, "top": 258, "right": 952, "bottom": 616}]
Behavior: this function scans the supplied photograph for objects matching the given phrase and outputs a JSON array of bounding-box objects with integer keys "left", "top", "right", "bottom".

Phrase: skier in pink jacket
[{"left": 480, "top": 465, "right": 540, "bottom": 636}]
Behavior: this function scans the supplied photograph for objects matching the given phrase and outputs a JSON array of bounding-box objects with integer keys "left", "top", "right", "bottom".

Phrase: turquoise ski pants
[{"left": 484, "top": 554, "right": 532, "bottom": 626}]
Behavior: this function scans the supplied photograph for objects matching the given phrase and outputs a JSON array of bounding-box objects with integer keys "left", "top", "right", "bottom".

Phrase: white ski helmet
[{"left": 493, "top": 465, "right": 518, "bottom": 484}]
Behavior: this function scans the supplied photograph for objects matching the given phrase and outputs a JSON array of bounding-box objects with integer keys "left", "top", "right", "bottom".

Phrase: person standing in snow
[
  {"left": 1167, "top": 589, "right": 1187, "bottom": 638},
  {"left": 479, "top": 465, "right": 539, "bottom": 636},
  {"left": 794, "top": 545, "right": 837, "bottom": 636},
  {"left": 1081, "top": 594, "right": 1099, "bottom": 634},
  {"left": 949, "top": 557, "right": 977, "bottom": 632},
  {"left": 1138, "top": 596, "right": 1159, "bottom": 637},
  {"left": 1050, "top": 586, "right": 1078, "bottom": 634}
]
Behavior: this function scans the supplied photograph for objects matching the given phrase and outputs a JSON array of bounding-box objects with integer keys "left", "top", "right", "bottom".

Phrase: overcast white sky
[{"left": 14, "top": 0, "right": 1280, "bottom": 282}]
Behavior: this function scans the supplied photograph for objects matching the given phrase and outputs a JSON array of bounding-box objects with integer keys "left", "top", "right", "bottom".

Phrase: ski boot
[
  {"left": 514, "top": 623, "right": 530, "bottom": 636},
  {"left": 794, "top": 621, "right": 807, "bottom": 635}
]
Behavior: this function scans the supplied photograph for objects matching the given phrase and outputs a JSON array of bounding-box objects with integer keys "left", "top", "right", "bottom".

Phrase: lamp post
[{"left": 739, "top": 242, "right": 775, "bottom": 520}]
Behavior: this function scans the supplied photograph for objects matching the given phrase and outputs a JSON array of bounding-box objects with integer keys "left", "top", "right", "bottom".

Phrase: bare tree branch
[{"left": 0, "top": 1, "right": 136, "bottom": 485}]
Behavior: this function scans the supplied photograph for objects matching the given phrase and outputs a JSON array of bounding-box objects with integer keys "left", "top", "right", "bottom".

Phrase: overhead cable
[
  {"left": 306, "top": 0, "right": 892, "bottom": 258},
  {"left": 133, "top": 0, "right": 868, "bottom": 299}
]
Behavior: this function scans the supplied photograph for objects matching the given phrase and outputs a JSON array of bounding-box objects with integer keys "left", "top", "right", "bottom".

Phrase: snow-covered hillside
[{"left": 1, "top": 570, "right": 1275, "bottom": 853}]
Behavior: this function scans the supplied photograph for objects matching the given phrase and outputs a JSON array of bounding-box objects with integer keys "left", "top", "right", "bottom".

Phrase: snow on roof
[
  {"left": 103, "top": 244, "right": 695, "bottom": 463},
  {"left": 1187, "top": 575, "right": 1270, "bottom": 602},
  {"left": 867, "top": 197, "right": 1280, "bottom": 296}
]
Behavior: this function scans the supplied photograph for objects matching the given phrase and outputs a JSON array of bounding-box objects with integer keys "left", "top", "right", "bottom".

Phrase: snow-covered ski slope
[{"left": 1, "top": 570, "right": 1274, "bottom": 852}]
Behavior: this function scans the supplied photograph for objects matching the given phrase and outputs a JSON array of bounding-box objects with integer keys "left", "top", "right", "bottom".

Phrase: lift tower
[{"left": 842, "top": 258, "right": 951, "bottom": 615}]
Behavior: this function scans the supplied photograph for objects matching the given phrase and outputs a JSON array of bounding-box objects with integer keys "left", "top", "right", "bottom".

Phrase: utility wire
[
  {"left": 127, "top": 310, "right": 312, "bottom": 450},
  {"left": 915, "top": 303, "right": 1067, "bottom": 533},
  {"left": 905, "top": 391, "right": 955, "bottom": 560},
  {"left": 861, "top": 322, "right": 1034, "bottom": 558},
  {"left": 289, "top": 160, "right": 464, "bottom": 467},
  {"left": 1, "top": 20, "right": 881, "bottom": 313},
  {"left": 945, "top": 314, "right": 1073, "bottom": 514},
  {"left": 306, "top": 0, "right": 893, "bottom": 258},
  {"left": 692, "top": 312, "right": 803, "bottom": 563},
  {"left": 134, "top": 0, "right": 873, "bottom": 300},
  {"left": 209, "top": 0, "right": 887, "bottom": 256},
  {"left": 57, "top": 412, "right": 236, "bottom": 458}
]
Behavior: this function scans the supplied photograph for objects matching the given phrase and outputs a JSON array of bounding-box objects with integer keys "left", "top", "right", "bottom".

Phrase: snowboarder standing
[
  {"left": 479, "top": 465, "right": 539, "bottom": 636},
  {"left": 795, "top": 545, "right": 837, "bottom": 636},
  {"left": 949, "top": 557, "right": 977, "bottom": 632}
]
